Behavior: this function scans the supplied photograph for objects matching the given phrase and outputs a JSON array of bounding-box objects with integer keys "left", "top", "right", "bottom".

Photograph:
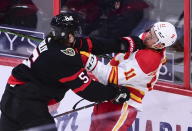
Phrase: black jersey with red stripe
[{"left": 8, "top": 36, "right": 129, "bottom": 102}]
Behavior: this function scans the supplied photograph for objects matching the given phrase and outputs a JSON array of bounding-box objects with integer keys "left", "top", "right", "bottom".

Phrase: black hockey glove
[
  {"left": 121, "top": 36, "right": 146, "bottom": 53},
  {"left": 109, "top": 84, "right": 130, "bottom": 104}
]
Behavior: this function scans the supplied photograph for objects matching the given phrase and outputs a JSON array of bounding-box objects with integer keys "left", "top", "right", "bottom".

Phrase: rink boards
[{"left": 0, "top": 65, "right": 191, "bottom": 131}]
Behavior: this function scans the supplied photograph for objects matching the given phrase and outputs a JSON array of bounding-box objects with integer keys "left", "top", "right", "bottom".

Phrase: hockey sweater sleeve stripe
[
  {"left": 124, "top": 86, "right": 145, "bottom": 103},
  {"left": 7, "top": 75, "right": 26, "bottom": 85},
  {"left": 85, "top": 37, "right": 93, "bottom": 52},
  {"left": 73, "top": 80, "right": 92, "bottom": 93},
  {"left": 130, "top": 93, "right": 142, "bottom": 103},
  {"left": 59, "top": 68, "right": 84, "bottom": 83},
  {"left": 108, "top": 66, "right": 118, "bottom": 85}
]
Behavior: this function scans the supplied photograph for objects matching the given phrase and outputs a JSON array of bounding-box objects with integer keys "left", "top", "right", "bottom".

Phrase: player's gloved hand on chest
[
  {"left": 121, "top": 36, "right": 146, "bottom": 52},
  {"left": 111, "top": 84, "right": 130, "bottom": 104},
  {"left": 80, "top": 51, "right": 98, "bottom": 72}
]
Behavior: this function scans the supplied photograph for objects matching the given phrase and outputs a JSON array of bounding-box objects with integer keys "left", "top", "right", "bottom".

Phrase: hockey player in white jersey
[{"left": 81, "top": 22, "right": 177, "bottom": 131}]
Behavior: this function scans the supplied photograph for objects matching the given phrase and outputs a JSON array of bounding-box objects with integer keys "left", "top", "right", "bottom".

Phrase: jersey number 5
[{"left": 78, "top": 72, "right": 89, "bottom": 83}]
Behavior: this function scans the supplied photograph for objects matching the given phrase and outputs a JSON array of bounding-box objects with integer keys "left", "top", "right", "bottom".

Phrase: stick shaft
[{"left": 53, "top": 103, "right": 97, "bottom": 118}]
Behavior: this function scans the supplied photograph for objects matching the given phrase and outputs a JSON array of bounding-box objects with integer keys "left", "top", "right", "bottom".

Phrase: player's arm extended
[
  {"left": 74, "top": 36, "right": 145, "bottom": 55},
  {"left": 63, "top": 68, "right": 130, "bottom": 103},
  {"left": 59, "top": 53, "right": 130, "bottom": 103}
]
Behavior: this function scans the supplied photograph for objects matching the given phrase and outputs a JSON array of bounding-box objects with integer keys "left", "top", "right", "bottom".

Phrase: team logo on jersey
[{"left": 61, "top": 48, "right": 75, "bottom": 56}]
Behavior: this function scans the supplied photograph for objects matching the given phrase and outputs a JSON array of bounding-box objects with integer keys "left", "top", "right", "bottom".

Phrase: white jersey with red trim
[{"left": 91, "top": 45, "right": 166, "bottom": 111}]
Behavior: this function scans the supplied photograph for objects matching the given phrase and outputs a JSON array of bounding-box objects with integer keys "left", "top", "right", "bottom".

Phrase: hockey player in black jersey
[{"left": 0, "top": 12, "right": 145, "bottom": 131}]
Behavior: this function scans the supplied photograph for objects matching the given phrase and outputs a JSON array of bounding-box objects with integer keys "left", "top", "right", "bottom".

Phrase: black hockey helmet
[{"left": 50, "top": 11, "right": 82, "bottom": 39}]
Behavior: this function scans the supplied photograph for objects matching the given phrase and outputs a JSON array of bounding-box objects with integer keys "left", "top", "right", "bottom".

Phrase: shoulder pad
[{"left": 135, "top": 49, "right": 163, "bottom": 74}]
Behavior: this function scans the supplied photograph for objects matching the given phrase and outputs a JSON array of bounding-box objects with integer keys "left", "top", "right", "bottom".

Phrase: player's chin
[{"left": 143, "top": 40, "right": 149, "bottom": 47}]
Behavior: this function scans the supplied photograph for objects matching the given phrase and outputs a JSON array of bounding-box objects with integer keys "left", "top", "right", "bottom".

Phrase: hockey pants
[
  {"left": 89, "top": 101, "right": 137, "bottom": 131},
  {"left": 0, "top": 84, "right": 57, "bottom": 131}
]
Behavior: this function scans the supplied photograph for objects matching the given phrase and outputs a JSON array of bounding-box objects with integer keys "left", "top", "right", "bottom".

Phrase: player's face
[
  {"left": 69, "top": 33, "right": 76, "bottom": 46},
  {"left": 65, "top": 33, "right": 76, "bottom": 47},
  {"left": 68, "top": 33, "right": 75, "bottom": 43},
  {"left": 143, "top": 28, "right": 159, "bottom": 48}
]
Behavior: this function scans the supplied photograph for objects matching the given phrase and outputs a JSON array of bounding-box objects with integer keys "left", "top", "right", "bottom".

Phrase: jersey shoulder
[{"left": 135, "top": 49, "right": 163, "bottom": 74}]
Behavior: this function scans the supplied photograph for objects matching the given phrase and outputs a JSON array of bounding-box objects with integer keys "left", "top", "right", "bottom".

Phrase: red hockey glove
[
  {"left": 121, "top": 36, "right": 145, "bottom": 53},
  {"left": 80, "top": 51, "right": 98, "bottom": 72}
]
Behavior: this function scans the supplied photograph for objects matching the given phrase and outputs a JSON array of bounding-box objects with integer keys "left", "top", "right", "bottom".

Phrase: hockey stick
[
  {"left": 72, "top": 98, "right": 85, "bottom": 110},
  {"left": 53, "top": 102, "right": 99, "bottom": 118}
]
